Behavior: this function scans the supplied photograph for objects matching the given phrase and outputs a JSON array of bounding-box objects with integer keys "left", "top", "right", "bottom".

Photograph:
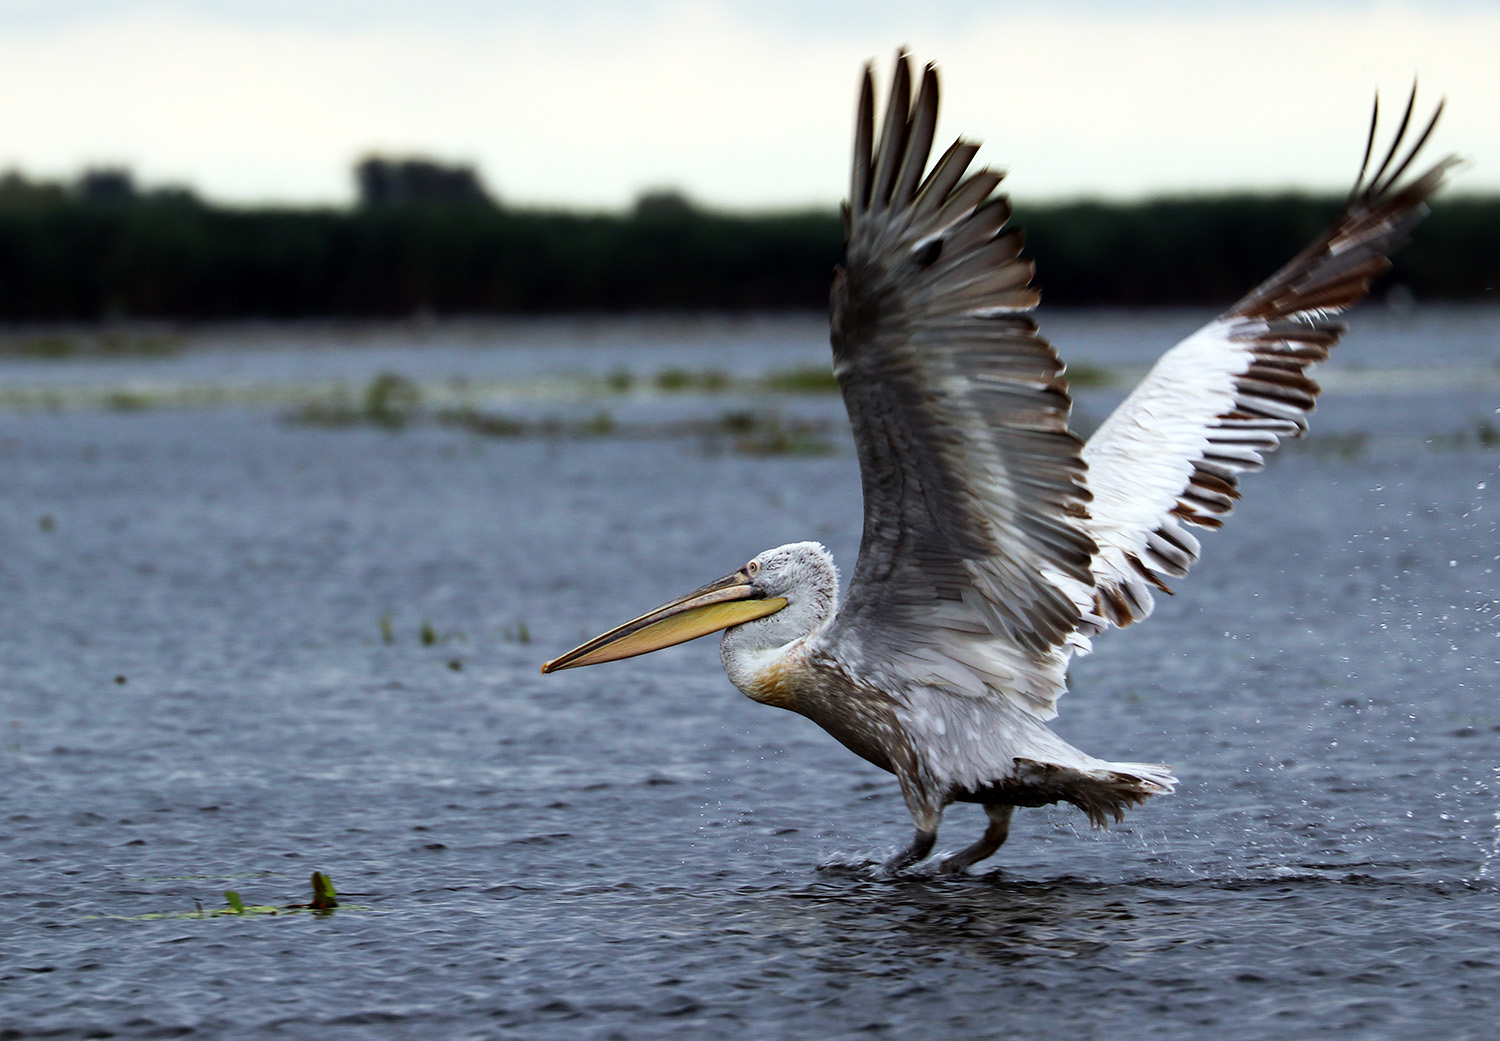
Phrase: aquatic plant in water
[{"left": 87, "top": 872, "right": 345, "bottom": 920}]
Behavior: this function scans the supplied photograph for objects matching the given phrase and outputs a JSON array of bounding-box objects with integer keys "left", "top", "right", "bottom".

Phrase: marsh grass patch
[
  {"left": 655, "top": 368, "right": 730, "bottom": 393},
  {"left": 1063, "top": 361, "right": 1114, "bottom": 389},
  {"left": 1427, "top": 419, "right": 1500, "bottom": 450},
  {"left": 0, "top": 329, "right": 184, "bottom": 360},
  {"left": 763, "top": 366, "right": 840, "bottom": 394},
  {"left": 716, "top": 411, "right": 835, "bottom": 456}
]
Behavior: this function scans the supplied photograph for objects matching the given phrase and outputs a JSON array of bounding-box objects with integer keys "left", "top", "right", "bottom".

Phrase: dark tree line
[
  {"left": 354, "top": 157, "right": 494, "bottom": 208},
  {"left": 0, "top": 179, "right": 1492, "bottom": 321}
]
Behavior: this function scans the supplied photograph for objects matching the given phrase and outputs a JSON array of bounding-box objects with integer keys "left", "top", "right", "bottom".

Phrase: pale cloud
[{"left": 0, "top": 1, "right": 1492, "bottom": 208}]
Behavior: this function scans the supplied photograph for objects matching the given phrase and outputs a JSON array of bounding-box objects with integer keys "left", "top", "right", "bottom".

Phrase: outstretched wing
[
  {"left": 821, "top": 55, "right": 1098, "bottom": 720},
  {"left": 1083, "top": 91, "right": 1457, "bottom": 630}
]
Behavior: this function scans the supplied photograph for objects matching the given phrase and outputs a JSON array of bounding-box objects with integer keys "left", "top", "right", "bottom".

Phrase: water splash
[{"left": 1475, "top": 766, "right": 1500, "bottom": 882}]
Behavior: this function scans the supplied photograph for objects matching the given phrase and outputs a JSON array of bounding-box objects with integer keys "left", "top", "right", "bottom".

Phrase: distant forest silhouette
[{"left": 0, "top": 157, "right": 1492, "bottom": 321}]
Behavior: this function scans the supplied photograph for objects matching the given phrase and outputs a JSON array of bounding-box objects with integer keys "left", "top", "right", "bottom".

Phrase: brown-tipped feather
[
  {"left": 1085, "top": 88, "right": 1456, "bottom": 633},
  {"left": 1233, "top": 88, "right": 1456, "bottom": 324}
]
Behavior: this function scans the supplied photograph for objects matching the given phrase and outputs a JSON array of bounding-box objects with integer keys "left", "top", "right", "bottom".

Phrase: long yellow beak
[{"left": 541, "top": 569, "right": 787, "bottom": 673}]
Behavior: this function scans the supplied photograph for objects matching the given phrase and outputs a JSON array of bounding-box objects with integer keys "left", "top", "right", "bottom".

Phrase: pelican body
[{"left": 543, "top": 56, "right": 1454, "bottom": 873}]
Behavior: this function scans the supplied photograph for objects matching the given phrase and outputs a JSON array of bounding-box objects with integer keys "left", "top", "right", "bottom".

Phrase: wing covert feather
[{"left": 823, "top": 56, "right": 1098, "bottom": 719}]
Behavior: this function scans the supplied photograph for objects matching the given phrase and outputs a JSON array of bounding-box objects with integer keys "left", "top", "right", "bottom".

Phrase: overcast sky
[{"left": 0, "top": 1, "right": 1492, "bottom": 209}]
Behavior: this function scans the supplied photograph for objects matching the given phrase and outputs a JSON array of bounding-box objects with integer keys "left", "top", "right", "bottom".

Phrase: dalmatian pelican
[{"left": 542, "top": 55, "right": 1454, "bottom": 873}]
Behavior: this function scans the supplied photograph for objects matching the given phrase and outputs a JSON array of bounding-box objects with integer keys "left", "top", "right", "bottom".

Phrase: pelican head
[{"left": 541, "top": 542, "right": 837, "bottom": 675}]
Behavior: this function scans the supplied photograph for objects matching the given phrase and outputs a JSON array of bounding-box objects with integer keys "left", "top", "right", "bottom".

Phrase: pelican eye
[{"left": 745, "top": 560, "right": 761, "bottom": 578}]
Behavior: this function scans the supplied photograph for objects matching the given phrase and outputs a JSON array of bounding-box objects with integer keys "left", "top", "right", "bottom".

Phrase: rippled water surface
[{"left": 2, "top": 309, "right": 1498, "bottom": 1039}]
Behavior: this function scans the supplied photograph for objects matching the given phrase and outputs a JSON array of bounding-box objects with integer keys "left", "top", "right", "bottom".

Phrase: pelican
[{"left": 542, "top": 55, "right": 1455, "bottom": 873}]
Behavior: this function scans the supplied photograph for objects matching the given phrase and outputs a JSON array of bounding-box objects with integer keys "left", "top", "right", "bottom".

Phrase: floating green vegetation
[
  {"left": 0, "top": 387, "right": 64, "bottom": 411},
  {"left": 307, "top": 871, "right": 339, "bottom": 910},
  {"left": 582, "top": 410, "right": 615, "bottom": 436},
  {"left": 1428, "top": 420, "right": 1500, "bottom": 451},
  {"left": 293, "top": 390, "right": 358, "bottom": 426},
  {"left": 1064, "top": 362, "right": 1114, "bottom": 389},
  {"left": 502, "top": 619, "right": 532, "bottom": 644},
  {"left": 0, "top": 330, "right": 183, "bottom": 360},
  {"left": 763, "top": 366, "right": 840, "bottom": 394},
  {"left": 604, "top": 370, "right": 634, "bottom": 394},
  {"left": 11, "top": 334, "right": 80, "bottom": 359},
  {"left": 0, "top": 382, "right": 266, "bottom": 413},
  {"left": 718, "top": 411, "right": 758, "bottom": 436},
  {"left": 418, "top": 620, "right": 466, "bottom": 646},
  {"left": 718, "top": 411, "right": 835, "bottom": 456},
  {"left": 363, "top": 372, "right": 421, "bottom": 428},
  {"left": 437, "top": 407, "right": 618, "bottom": 440},
  {"left": 1295, "top": 420, "right": 1500, "bottom": 460},
  {"left": 293, "top": 372, "right": 421, "bottom": 429},
  {"left": 437, "top": 406, "right": 527, "bottom": 437},
  {"left": 87, "top": 871, "right": 347, "bottom": 920},
  {"left": 104, "top": 390, "right": 155, "bottom": 411},
  {"left": 655, "top": 368, "right": 730, "bottom": 393},
  {"left": 282, "top": 374, "right": 845, "bottom": 453},
  {"left": 378, "top": 612, "right": 467, "bottom": 647},
  {"left": 1308, "top": 431, "right": 1372, "bottom": 461},
  {"left": 655, "top": 368, "right": 693, "bottom": 392}
]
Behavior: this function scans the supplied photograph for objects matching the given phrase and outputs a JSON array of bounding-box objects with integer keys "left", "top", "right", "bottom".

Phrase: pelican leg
[
  {"left": 939, "top": 804, "right": 1015, "bottom": 874},
  {"left": 882, "top": 828, "right": 937, "bottom": 874},
  {"left": 883, "top": 786, "right": 943, "bottom": 873}
]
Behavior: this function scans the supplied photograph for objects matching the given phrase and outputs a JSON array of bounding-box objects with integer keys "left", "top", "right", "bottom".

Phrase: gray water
[{"left": 1, "top": 308, "right": 1498, "bottom": 1039}]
